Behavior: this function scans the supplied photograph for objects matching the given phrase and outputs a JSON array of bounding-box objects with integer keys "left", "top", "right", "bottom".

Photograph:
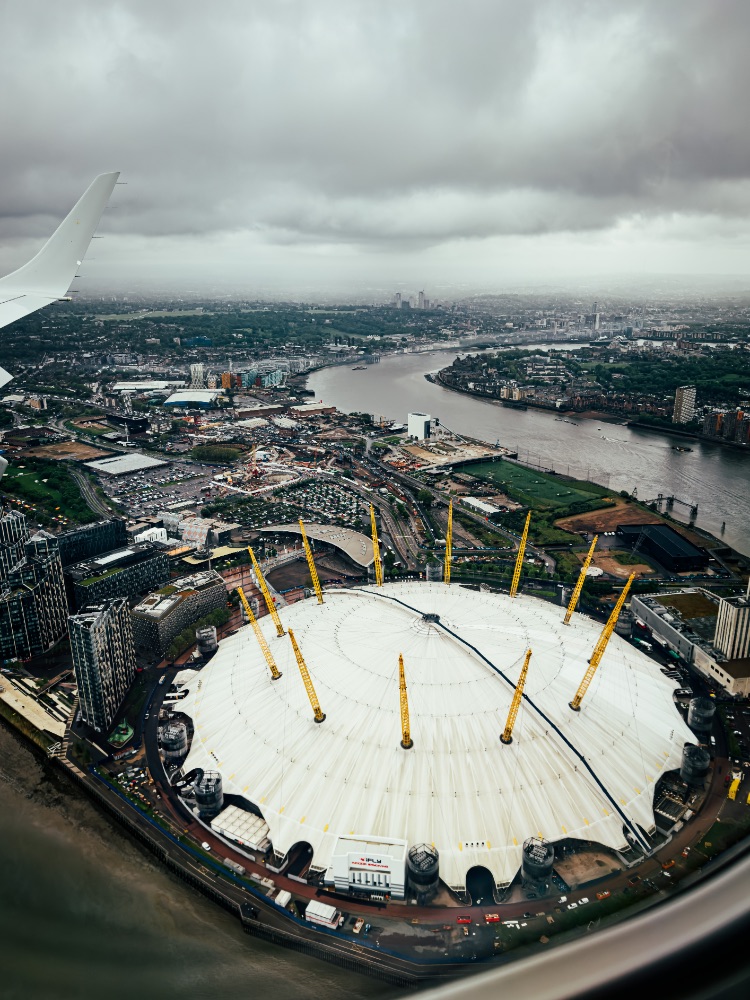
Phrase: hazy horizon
[{"left": 2, "top": 1, "right": 750, "bottom": 297}]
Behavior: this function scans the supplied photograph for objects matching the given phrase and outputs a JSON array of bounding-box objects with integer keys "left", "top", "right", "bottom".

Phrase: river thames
[
  {"left": 0, "top": 726, "right": 401, "bottom": 1000},
  {"left": 308, "top": 349, "right": 750, "bottom": 557}
]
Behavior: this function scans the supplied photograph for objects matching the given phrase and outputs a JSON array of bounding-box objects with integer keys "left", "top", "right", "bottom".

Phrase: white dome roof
[{"left": 179, "top": 582, "right": 692, "bottom": 890}]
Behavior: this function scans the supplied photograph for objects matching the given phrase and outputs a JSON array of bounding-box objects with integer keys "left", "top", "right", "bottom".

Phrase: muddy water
[{"left": 0, "top": 724, "right": 402, "bottom": 1000}]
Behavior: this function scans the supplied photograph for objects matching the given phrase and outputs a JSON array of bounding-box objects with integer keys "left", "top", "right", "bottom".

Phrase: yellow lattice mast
[
  {"left": 500, "top": 648, "right": 532, "bottom": 745},
  {"left": 370, "top": 504, "right": 383, "bottom": 587},
  {"left": 569, "top": 573, "right": 635, "bottom": 711},
  {"left": 509, "top": 512, "right": 531, "bottom": 598},
  {"left": 563, "top": 535, "right": 599, "bottom": 625},
  {"left": 298, "top": 519, "right": 324, "bottom": 604},
  {"left": 398, "top": 654, "right": 413, "bottom": 749},
  {"left": 237, "top": 586, "right": 281, "bottom": 680},
  {"left": 444, "top": 500, "right": 453, "bottom": 585},
  {"left": 288, "top": 628, "right": 325, "bottom": 723},
  {"left": 247, "top": 546, "right": 285, "bottom": 636}
]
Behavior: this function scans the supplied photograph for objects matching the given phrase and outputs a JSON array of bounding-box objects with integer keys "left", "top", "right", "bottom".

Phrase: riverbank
[
  {"left": 433, "top": 369, "right": 749, "bottom": 451},
  {"left": 0, "top": 707, "right": 472, "bottom": 989}
]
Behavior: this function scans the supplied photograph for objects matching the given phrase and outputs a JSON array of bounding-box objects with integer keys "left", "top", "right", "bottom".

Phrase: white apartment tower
[
  {"left": 714, "top": 585, "right": 750, "bottom": 661},
  {"left": 673, "top": 385, "right": 697, "bottom": 424},
  {"left": 190, "top": 363, "right": 205, "bottom": 389}
]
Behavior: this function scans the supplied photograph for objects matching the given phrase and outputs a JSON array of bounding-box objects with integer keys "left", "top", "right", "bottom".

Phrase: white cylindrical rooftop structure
[{"left": 179, "top": 582, "right": 692, "bottom": 891}]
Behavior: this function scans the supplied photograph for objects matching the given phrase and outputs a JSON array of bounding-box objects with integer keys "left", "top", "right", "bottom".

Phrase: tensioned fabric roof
[{"left": 179, "top": 582, "right": 693, "bottom": 890}]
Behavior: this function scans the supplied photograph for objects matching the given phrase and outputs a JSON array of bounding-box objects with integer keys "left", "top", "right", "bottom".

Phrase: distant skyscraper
[
  {"left": 418, "top": 290, "right": 425, "bottom": 310},
  {"left": 70, "top": 597, "right": 136, "bottom": 732},
  {"left": 190, "top": 363, "right": 205, "bottom": 388},
  {"left": 673, "top": 385, "right": 697, "bottom": 424},
  {"left": 394, "top": 292, "right": 402, "bottom": 309}
]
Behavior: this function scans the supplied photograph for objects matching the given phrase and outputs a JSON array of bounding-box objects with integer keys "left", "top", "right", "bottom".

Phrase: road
[{"left": 68, "top": 465, "right": 113, "bottom": 518}]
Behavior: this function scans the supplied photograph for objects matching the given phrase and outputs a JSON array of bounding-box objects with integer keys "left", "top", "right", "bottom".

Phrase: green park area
[{"left": 0, "top": 458, "right": 97, "bottom": 525}]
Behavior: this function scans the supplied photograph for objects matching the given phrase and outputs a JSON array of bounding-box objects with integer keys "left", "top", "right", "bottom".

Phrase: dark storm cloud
[{"left": 0, "top": 0, "right": 749, "bottom": 282}]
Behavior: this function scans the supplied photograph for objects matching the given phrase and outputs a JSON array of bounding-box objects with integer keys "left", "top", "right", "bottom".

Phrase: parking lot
[{"left": 96, "top": 460, "right": 218, "bottom": 520}]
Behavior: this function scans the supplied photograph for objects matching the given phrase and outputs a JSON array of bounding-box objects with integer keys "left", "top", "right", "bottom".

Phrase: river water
[
  {"left": 308, "top": 350, "right": 750, "bottom": 557},
  {"left": 0, "top": 725, "right": 401, "bottom": 1000}
]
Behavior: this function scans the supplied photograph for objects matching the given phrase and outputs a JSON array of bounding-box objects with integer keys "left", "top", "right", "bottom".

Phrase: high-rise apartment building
[
  {"left": 57, "top": 518, "right": 128, "bottom": 567},
  {"left": 714, "top": 585, "right": 750, "bottom": 661},
  {"left": 65, "top": 544, "right": 170, "bottom": 610},
  {"left": 672, "top": 385, "right": 697, "bottom": 424},
  {"left": 69, "top": 598, "right": 136, "bottom": 732},
  {"left": 0, "top": 530, "right": 68, "bottom": 661},
  {"left": 0, "top": 509, "right": 29, "bottom": 579},
  {"left": 190, "top": 363, "right": 205, "bottom": 389}
]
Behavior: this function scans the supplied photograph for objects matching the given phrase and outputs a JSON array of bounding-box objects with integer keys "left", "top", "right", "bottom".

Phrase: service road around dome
[{"left": 179, "top": 582, "right": 693, "bottom": 893}]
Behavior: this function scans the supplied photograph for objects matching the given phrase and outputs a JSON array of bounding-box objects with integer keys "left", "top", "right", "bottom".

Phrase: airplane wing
[{"left": 0, "top": 170, "right": 119, "bottom": 387}]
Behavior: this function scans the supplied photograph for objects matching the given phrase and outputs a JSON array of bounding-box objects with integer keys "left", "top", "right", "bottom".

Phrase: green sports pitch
[{"left": 463, "top": 460, "right": 607, "bottom": 509}]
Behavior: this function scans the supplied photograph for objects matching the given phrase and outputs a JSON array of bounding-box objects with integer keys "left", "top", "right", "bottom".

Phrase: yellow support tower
[
  {"left": 728, "top": 776, "right": 740, "bottom": 801},
  {"left": 398, "top": 654, "right": 413, "bottom": 749},
  {"left": 509, "top": 512, "right": 531, "bottom": 598},
  {"left": 299, "top": 519, "right": 324, "bottom": 604},
  {"left": 247, "top": 546, "right": 285, "bottom": 637},
  {"left": 500, "top": 649, "right": 532, "bottom": 745},
  {"left": 569, "top": 573, "right": 635, "bottom": 711},
  {"left": 237, "top": 586, "right": 281, "bottom": 680},
  {"left": 288, "top": 628, "right": 325, "bottom": 723},
  {"left": 444, "top": 500, "right": 453, "bottom": 585},
  {"left": 563, "top": 535, "right": 599, "bottom": 625},
  {"left": 370, "top": 505, "right": 383, "bottom": 587}
]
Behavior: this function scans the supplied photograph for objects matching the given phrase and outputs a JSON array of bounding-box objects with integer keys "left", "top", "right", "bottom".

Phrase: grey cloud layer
[{"left": 1, "top": 0, "right": 749, "bottom": 258}]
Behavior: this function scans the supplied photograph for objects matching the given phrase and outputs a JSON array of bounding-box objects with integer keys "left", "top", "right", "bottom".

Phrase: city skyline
[{"left": 1, "top": 1, "right": 750, "bottom": 296}]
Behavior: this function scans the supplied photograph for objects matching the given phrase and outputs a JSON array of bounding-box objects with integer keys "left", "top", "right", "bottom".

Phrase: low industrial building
[
  {"left": 85, "top": 453, "right": 168, "bottom": 476},
  {"left": 163, "top": 389, "right": 221, "bottom": 409},
  {"left": 616, "top": 523, "right": 708, "bottom": 573},
  {"left": 631, "top": 587, "right": 750, "bottom": 697},
  {"left": 66, "top": 544, "right": 170, "bottom": 610},
  {"left": 130, "top": 570, "right": 227, "bottom": 655},
  {"left": 289, "top": 402, "right": 336, "bottom": 418},
  {"left": 461, "top": 497, "right": 502, "bottom": 518},
  {"left": 328, "top": 835, "right": 407, "bottom": 899}
]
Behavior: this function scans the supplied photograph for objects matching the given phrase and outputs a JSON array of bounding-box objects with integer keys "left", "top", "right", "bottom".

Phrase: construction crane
[
  {"left": 298, "top": 519, "right": 324, "bottom": 604},
  {"left": 563, "top": 535, "right": 599, "bottom": 625},
  {"left": 398, "top": 653, "right": 413, "bottom": 749},
  {"left": 370, "top": 504, "right": 383, "bottom": 587},
  {"left": 509, "top": 512, "right": 531, "bottom": 598},
  {"left": 444, "top": 500, "right": 453, "bottom": 585},
  {"left": 237, "top": 586, "right": 281, "bottom": 680},
  {"left": 247, "top": 546, "right": 285, "bottom": 637},
  {"left": 569, "top": 573, "right": 636, "bottom": 711},
  {"left": 500, "top": 649, "right": 532, "bottom": 745},
  {"left": 288, "top": 628, "right": 325, "bottom": 723}
]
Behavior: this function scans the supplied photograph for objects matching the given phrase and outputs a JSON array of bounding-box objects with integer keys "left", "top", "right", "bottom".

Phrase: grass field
[
  {"left": 1, "top": 460, "right": 96, "bottom": 525},
  {"left": 465, "top": 460, "right": 608, "bottom": 510}
]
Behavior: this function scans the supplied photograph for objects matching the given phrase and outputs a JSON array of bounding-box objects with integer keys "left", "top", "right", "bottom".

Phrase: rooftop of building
[
  {"left": 85, "top": 453, "right": 168, "bottom": 476},
  {"left": 256, "top": 522, "right": 374, "bottom": 567},
  {"left": 617, "top": 523, "right": 706, "bottom": 559},
  {"left": 718, "top": 657, "right": 750, "bottom": 680}
]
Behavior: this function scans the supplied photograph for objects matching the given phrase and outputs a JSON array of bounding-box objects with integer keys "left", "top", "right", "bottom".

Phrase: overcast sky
[{"left": 1, "top": 0, "right": 749, "bottom": 298}]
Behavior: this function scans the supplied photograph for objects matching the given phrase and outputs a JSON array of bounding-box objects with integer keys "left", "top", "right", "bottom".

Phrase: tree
[{"left": 417, "top": 489, "right": 433, "bottom": 508}]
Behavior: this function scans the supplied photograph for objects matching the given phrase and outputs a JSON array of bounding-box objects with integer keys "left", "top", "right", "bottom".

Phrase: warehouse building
[{"left": 616, "top": 523, "right": 708, "bottom": 573}]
